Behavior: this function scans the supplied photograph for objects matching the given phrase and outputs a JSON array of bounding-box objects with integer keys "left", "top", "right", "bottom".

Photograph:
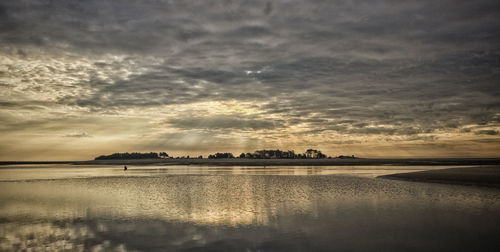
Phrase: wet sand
[
  {"left": 379, "top": 166, "right": 500, "bottom": 187},
  {"left": 3, "top": 157, "right": 495, "bottom": 166}
]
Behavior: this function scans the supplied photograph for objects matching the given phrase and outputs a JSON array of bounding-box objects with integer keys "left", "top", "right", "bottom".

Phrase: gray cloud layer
[
  {"left": 1, "top": 0, "right": 500, "bottom": 158},
  {"left": 167, "top": 115, "right": 281, "bottom": 130}
]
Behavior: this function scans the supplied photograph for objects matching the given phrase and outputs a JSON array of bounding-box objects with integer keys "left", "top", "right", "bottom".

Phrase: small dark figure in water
[{"left": 124, "top": 165, "right": 127, "bottom": 171}]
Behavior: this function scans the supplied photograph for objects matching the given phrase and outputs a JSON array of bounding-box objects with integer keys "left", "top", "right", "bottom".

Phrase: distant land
[
  {"left": 94, "top": 149, "right": 330, "bottom": 160},
  {"left": 83, "top": 150, "right": 500, "bottom": 166},
  {"left": 2, "top": 158, "right": 500, "bottom": 166},
  {"left": 1, "top": 150, "right": 499, "bottom": 166}
]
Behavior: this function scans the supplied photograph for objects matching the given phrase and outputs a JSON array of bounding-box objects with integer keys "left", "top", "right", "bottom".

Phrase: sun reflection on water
[{"left": 1, "top": 166, "right": 500, "bottom": 251}]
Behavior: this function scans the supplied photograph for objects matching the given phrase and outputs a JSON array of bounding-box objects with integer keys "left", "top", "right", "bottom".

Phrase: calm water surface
[{"left": 1, "top": 165, "right": 499, "bottom": 251}]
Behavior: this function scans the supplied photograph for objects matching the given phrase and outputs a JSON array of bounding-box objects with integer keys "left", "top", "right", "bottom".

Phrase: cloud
[
  {"left": 64, "top": 132, "right": 91, "bottom": 138},
  {"left": 167, "top": 115, "right": 281, "bottom": 130},
  {"left": 1, "top": 0, "right": 500, "bottom": 159},
  {"left": 474, "top": 130, "right": 499, "bottom": 135}
]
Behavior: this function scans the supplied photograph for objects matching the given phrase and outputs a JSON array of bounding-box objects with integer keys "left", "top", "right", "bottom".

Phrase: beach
[{"left": 379, "top": 166, "right": 500, "bottom": 187}]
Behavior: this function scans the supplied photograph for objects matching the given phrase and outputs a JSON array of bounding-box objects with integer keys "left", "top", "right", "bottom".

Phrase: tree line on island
[
  {"left": 94, "top": 152, "right": 169, "bottom": 160},
  {"left": 94, "top": 149, "right": 356, "bottom": 160}
]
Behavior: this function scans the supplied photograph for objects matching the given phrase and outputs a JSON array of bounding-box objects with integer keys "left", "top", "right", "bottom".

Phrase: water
[{"left": 1, "top": 165, "right": 499, "bottom": 251}]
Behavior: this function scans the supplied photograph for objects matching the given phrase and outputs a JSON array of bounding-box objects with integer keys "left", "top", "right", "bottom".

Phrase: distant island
[
  {"left": 95, "top": 152, "right": 169, "bottom": 160},
  {"left": 94, "top": 149, "right": 357, "bottom": 160},
  {"left": 209, "top": 149, "right": 332, "bottom": 159}
]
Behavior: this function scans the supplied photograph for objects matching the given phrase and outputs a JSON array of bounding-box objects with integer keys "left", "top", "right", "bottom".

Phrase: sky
[{"left": 1, "top": 0, "right": 500, "bottom": 161}]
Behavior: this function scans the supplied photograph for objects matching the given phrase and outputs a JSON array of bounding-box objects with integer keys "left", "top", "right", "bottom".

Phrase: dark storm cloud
[{"left": 1, "top": 0, "right": 500, "bottom": 138}]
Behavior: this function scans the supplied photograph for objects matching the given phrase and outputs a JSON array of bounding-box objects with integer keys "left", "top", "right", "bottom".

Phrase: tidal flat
[
  {"left": 1, "top": 165, "right": 500, "bottom": 251},
  {"left": 379, "top": 166, "right": 500, "bottom": 187}
]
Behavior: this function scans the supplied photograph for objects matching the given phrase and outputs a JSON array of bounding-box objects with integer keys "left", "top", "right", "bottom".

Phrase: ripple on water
[{"left": 1, "top": 168, "right": 500, "bottom": 251}]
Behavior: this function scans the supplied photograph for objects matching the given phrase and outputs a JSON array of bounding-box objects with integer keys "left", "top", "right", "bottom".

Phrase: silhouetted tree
[
  {"left": 208, "top": 152, "right": 234, "bottom": 158},
  {"left": 94, "top": 152, "right": 161, "bottom": 160}
]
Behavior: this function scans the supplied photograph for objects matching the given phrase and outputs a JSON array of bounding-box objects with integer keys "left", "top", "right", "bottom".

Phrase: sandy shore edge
[
  {"left": 3, "top": 158, "right": 500, "bottom": 166},
  {"left": 378, "top": 166, "right": 500, "bottom": 187}
]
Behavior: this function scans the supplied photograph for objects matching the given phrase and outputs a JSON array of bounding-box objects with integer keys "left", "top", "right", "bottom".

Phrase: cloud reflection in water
[{"left": 1, "top": 173, "right": 500, "bottom": 251}]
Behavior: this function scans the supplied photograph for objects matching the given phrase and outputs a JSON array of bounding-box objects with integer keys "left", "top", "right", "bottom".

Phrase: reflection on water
[
  {"left": 1, "top": 165, "right": 500, "bottom": 251},
  {"left": 0, "top": 164, "right": 465, "bottom": 181}
]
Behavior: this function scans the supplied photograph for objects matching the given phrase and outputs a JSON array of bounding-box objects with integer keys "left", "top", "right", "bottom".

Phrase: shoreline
[
  {"left": 1, "top": 158, "right": 500, "bottom": 166},
  {"left": 378, "top": 166, "right": 500, "bottom": 187}
]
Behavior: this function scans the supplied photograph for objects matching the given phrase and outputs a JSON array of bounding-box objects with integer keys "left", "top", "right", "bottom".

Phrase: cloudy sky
[{"left": 1, "top": 0, "right": 500, "bottom": 160}]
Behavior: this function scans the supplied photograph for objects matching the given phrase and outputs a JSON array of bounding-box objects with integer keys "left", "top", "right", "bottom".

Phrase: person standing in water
[{"left": 124, "top": 165, "right": 127, "bottom": 171}]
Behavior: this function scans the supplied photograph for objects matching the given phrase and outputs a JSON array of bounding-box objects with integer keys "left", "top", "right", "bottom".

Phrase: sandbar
[{"left": 378, "top": 166, "right": 500, "bottom": 187}]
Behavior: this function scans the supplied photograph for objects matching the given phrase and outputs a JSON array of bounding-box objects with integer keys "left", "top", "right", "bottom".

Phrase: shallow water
[
  {"left": 0, "top": 164, "right": 464, "bottom": 181},
  {"left": 1, "top": 165, "right": 499, "bottom": 251}
]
